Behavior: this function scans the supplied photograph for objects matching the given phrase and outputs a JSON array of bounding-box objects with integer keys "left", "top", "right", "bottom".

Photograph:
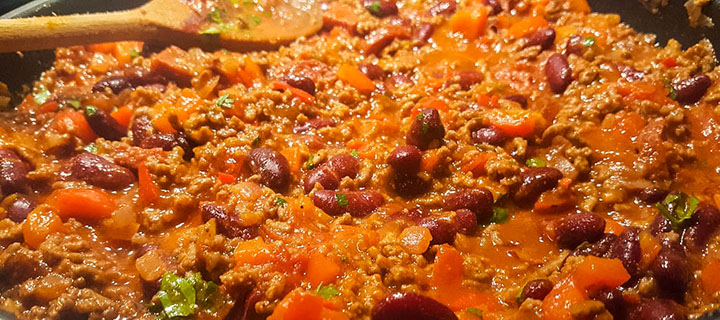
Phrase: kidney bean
[
  {"left": 485, "top": 0, "right": 501, "bottom": 15},
  {"left": 281, "top": 75, "right": 316, "bottom": 96},
  {"left": 414, "top": 23, "right": 435, "bottom": 42},
  {"left": 387, "top": 145, "right": 422, "bottom": 175},
  {"left": 304, "top": 165, "right": 340, "bottom": 193},
  {"left": 393, "top": 174, "right": 430, "bottom": 197},
  {"left": 520, "top": 279, "right": 553, "bottom": 301},
  {"left": 682, "top": 203, "right": 720, "bottom": 251},
  {"left": 565, "top": 34, "right": 584, "bottom": 56},
  {"left": 92, "top": 76, "right": 133, "bottom": 94},
  {"left": 617, "top": 64, "right": 644, "bottom": 82},
  {"left": 674, "top": 74, "right": 711, "bottom": 105},
  {"left": 513, "top": 167, "right": 563, "bottom": 204},
  {"left": 554, "top": 211, "right": 606, "bottom": 249},
  {"left": 609, "top": 227, "right": 641, "bottom": 276},
  {"left": 471, "top": 127, "right": 508, "bottom": 146},
  {"left": 84, "top": 106, "right": 126, "bottom": 141},
  {"left": 590, "top": 288, "right": 625, "bottom": 319},
  {"left": 545, "top": 53, "right": 573, "bottom": 94},
  {"left": 327, "top": 154, "right": 359, "bottom": 179},
  {"left": 427, "top": 0, "right": 457, "bottom": 17},
  {"left": 246, "top": 148, "right": 290, "bottom": 192},
  {"left": 372, "top": 292, "right": 457, "bottom": 320},
  {"left": 363, "top": 0, "right": 398, "bottom": 17},
  {"left": 453, "top": 209, "right": 477, "bottom": 235},
  {"left": 131, "top": 115, "right": 153, "bottom": 145},
  {"left": 450, "top": 70, "right": 483, "bottom": 91},
  {"left": 503, "top": 94, "right": 527, "bottom": 108},
  {"left": 419, "top": 216, "right": 458, "bottom": 245},
  {"left": 638, "top": 187, "right": 669, "bottom": 204},
  {"left": 631, "top": 299, "right": 686, "bottom": 320},
  {"left": 93, "top": 72, "right": 167, "bottom": 94},
  {"left": 650, "top": 246, "right": 689, "bottom": 298},
  {"left": 402, "top": 208, "right": 425, "bottom": 223},
  {"left": 0, "top": 148, "right": 24, "bottom": 162},
  {"left": 650, "top": 214, "right": 672, "bottom": 236},
  {"left": 5, "top": 195, "right": 37, "bottom": 223},
  {"left": 293, "top": 118, "right": 336, "bottom": 134},
  {"left": 443, "top": 188, "right": 494, "bottom": 222},
  {"left": 406, "top": 108, "right": 445, "bottom": 150},
  {"left": 62, "top": 153, "right": 135, "bottom": 190},
  {"left": 524, "top": 28, "right": 556, "bottom": 51},
  {"left": 0, "top": 158, "right": 30, "bottom": 195},
  {"left": 134, "top": 243, "right": 159, "bottom": 259},
  {"left": 313, "top": 190, "right": 384, "bottom": 217},
  {"left": 359, "top": 64, "right": 385, "bottom": 80},
  {"left": 364, "top": 25, "right": 412, "bottom": 56},
  {"left": 571, "top": 233, "right": 618, "bottom": 258},
  {"left": 139, "top": 132, "right": 192, "bottom": 155},
  {"left": 200, "top": 203, "right": 258, "bottom": 240}
]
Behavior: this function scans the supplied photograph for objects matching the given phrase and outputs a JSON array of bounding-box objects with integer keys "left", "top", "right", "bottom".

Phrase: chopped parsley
[
  {"left": 490, "top": 207, "right": 508, "bottom": 224},
  {"left": 210, "top": 10, "right": 224, "bottom": 24},
  {"left": 367, "top": 1, "right": 382, "bottom": 14},
  {"left": 84, "top": 105, "right": 98, "bottom": 116},
  {"left": 252, "top": 136, "right": 261, "bottom": 147},
  {"left": 200, "top": 26, "right": 223, "bottom": 35},
  {"left": 525, "top": 157, "right": 547, "bottom": 168},
  {"left": 128, "top": 49, "right": 141, "bottom": 59},
  {"left": 153, "top": 272, "right": 221, "bottom": 319},
  {"left": 351, "top": 150, "right": 359, "bottom": 158},
  {"left": 83, "top": 143, "right": 97, "bottom": 154},
  {"left": 33, "top": 87, "right": 50, "bottom": 105},
  {"left": 67, "top": 99, "right": 81, "bottom": 110},
  {"left": 582, "top": 36, "right": 596, "bottom": 47},
  {"left": 465, "top": 307, "right": 483, "bottom": 318},
  {"left": 216, "top": 94, "right": 234, "bottom": 108},
  {"left": 655, "top": 192, "right": 699, "bottom": 231},
  {"left": 668, "top": 87, "right": 678, "bottom": 100},
  {"left": 422, "top": 122, "right": 429, "bottom": 134},
  {"left": 306, "top": 155, "right": 315, "bottom": 170},
  {"left": 275, "top": 197, "right": 287, "bottom": 208},
  {"left": 336, "top": 193, "right": 349, "bottom": 207},
  {"left": 316, "top": 284, "right": 341, "bottom": 299}
]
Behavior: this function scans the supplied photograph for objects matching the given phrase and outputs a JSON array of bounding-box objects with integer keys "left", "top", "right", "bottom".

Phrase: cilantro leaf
[
  {"left": 216, "top": 94, "right": 234, "bottom": 108},
  {"left": 316, "top": 284, "right": 341, "bottom": 299},
  {"left": 210, "top": 10, "right": 224, "bottom": 24},
  {"left": 33, "top": 87, "right": 51, "bottom": 105},
  {"left": 490, "top": 207, "right": 508, "bottom": 224},
  {"left": 351, "top": 150, "right": 359, "bottom": 158},
  {"left": 306, "top": 155, "right": 315, "bottom": 169},
  {"left": 252, "top": 136, "right": 261, "bottom": 147},
  {"left": 154, "top": 272, "right": 221, "bottom": 318},
  {"left": 129, "top": 49, "right": 141, "bottom": 59},
  {"left": 465, "top": 307, "right": 483, "bottom": 318},
  {"left": 85, "top": 105, "right": 98, "bottom": 116},
  {"left": 83, "top": 143, "right": 98, "bottom": 154},
  {"left": 525, "top": 157, "right": 547, "bottom": 168},
  {"left": 655, "top": 192, "right": 699, "bottom": 231},
  {"left": 668, "top": 87, "right": 678, "bottom": 100},
  {"left": 336, "top": 193, "right": 349, "bottom": 207},
  {"left": 276, "top": 197, "right": 287, "bottom": 208},
  {"left": 67, "top": 99, "right": 82, "bottom": 110},
  {"left": 582, "top": 36, "right": 596, "bottom": 47},
  {"left": 367, "top": 1, "right": 382, "bottom": 14}
]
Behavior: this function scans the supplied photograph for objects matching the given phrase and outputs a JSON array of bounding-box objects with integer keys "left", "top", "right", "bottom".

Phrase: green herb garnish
[
  {"left": 252, "top": 136, "right": 261, "bottom": 147},
  {"left": 367, "top": 1, "right": 382, "bottom": 14},
  {"left": 655, "top": 192, "right": 699, "bottom": 231},
  {"left": 67, "top": 99, "right": 81, "bottom": 110},
  {"left": 465, "top": 307, "right": 483, "bottom": 318},
  {"left": 33, "top": 87, "right": 50, "bottom": 105},
  {"left": 276, "top": 197, "right": 287, "bottom": 208},
  {"left": 216, "top": 94, "right": 234, "bottom": 108},
  {"left": 490, "top": 207, "right": 508, "bottom": 224},
  {"left": 153, "top": 272, "right": 220, "bottom": 319},
  {"left": 306, "top": 155, "right": 315, "bottom": 169},
  {"left": 85, "top": 105, "right": 98, "bottom": 116},
  {"left": 525, "top": 157, "right": 547, "bottom": 168},
  {"left": 129, "top": 49, "right": 141, "bottom": 59},
  {"left": 351, "top": 150, "right": 359, "bottom": 158},
  {"left": 210, "top": 10, "right": 224, "bottom": 24},
  {"left": 83, "top": 143, "right": 97, "bottom": 154},
  {"left": 336, "top": 193, "right": 349, "bottom": 207},
  {"left": 316, "top": 284, "right": 341, "bottom": 299},
  {"left": 582, "top": 36, "right": 596, "bottom": 47},
  {"left": 200, "top": 26, "right": 223, "bottom": 35},
  {"left": 668, "top": 87, "right": 678, "bottom": 100}
]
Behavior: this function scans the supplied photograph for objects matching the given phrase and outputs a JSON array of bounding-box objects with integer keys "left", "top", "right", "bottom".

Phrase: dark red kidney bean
[
  {"left": 650, "top": 214, "right": 672, "bottom": 236},
  {"left": 281, "top": 75, "right": 316, "bottom": 96},
  {"left": 134, "top": 243, "right": 159, "bottom": 259},
  {"left": 140, "top": 132, "right": 193, "bottom": 158},
  {"left": 565, "top": 34, "right": 584, "bottom": 56},
  {"left": 572, "top": 233, "right": 618, "bottom": 258},
  {"left": 363, "top": 0, "right": 398, "bottom": 17},
  {"left": 427, "top": 0, "right": 457, "bottom": 17},
  {"left": 650, "top": 246, "right": 689, "bottom": 298},
  {"left": 200, "top": 203, "right": 258, "bottom": 240},
  {"left": 62, "top": 153, "right": 135, "bottom": 190},
  {"left": 638, "top": 188, "right": 668, "bottom": 204},
  {"left": 6, "top": 195, "right": 37, "bottom": 223},
  {"left": 403, "top": 207, "right": 425, "bottom": 223},
  {"left": 485, "top": 0, "right": 501, "bottom": 15},
  {"left": 609, "top": 227, "right": 641, "bottom": 276},
  {"left": 545, "top": 53, "right": 573, "bottom": 94},
  {"left": 513, "top": 167, "right": 563, "bottom": 204},
  {"left": 246, "top": 148, "right": 290, "bottom": 192},
  {"left": 631, "top": 299, "right": 686, "bottom": 320},
  {"left": 364, "top": 25, "right": 412, "bottom": 56},
  {"left": 451, "top": 70, "right": 483, "bottom": 91},
  {"left": 520, "top": 279, "right": 553, "bottom": 301},
  {"left": 293, "top": 118, "right": 336, "bottom": 134},
  {"left": 313, "top": 190, "right": 384, "bottom": 217},
  {"left": 92, "top": 76, "right": 133, "bottom": 94},
  {"left": 443, "top": 189, "right": 494, "bottom": 222},
  {"left": 372, "top": 292, "right": 457, "bottom": 320},
  {"left": 327, "top": 154, "right": 359, "bottom": 179},
  {"left": 453, "top": 209, "right": 477, "bottom": 235},
  {"left": 674, "top": 74, "right": 711, "bottom": 105},
  {"left": 393, "top": 174, "right": 430, "bottom": 197},
  {"left": 617, "top": 64, "right": 644, "bottom": 82},
  {"left": 358, "top": 64, "right": 385, "bottom": 80},
  {"left": 419, "top": 216, "right": 458, "bottom": 245},
  {"left": 406, "top": 108, "right": 445, "bottom": 150},
  {"left": 387, "top": 145, "right": 422, "bottom": 175},
  {"left": 304, "top": 165, "right": 340, "bottom": 193},
  {"left": 682, "top": 203, "right": 720, "bottom": 251},
  {"left": 0, "top": 149, "right": 25, "bottom": 162},
  {"left": 131, "top": 115, "right": 153, "bottom": 145},
  {"left": 590, "top": 289, "right": 625, "bottom": 319},
  {"left": 471, "top": 127, "right": 508, "bottom": 146},
  {"left": 503, "top": 94, "right": 527, "bottom": 108},
  {"left": 414, "top": 23, "right": 435, "bottom": 42},
  {"left": 84, "top": 106, "right": 126, "bottom": 141},
  {"left": 554, "top": 211, "right": 606, "bottom": 249},
  {"left": 524, "top": 28, "right": 555, "bottom": 51},
  {"left": 0, "top": 158, "right": 30, "bottom": 195}
]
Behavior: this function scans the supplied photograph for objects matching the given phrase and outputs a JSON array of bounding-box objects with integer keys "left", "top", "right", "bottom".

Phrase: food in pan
[{"left": 0, "top": 0, "right": 719, "bottom": 319}]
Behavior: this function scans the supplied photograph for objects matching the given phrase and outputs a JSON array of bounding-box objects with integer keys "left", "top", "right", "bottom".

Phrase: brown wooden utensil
[{"left": 0, "top": 0, "right": 322, "bottom": 53}]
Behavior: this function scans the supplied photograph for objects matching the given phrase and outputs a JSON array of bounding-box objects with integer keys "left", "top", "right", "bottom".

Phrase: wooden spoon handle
[{"left": 0, "top": 10, "right": 153, "bottom": 53}]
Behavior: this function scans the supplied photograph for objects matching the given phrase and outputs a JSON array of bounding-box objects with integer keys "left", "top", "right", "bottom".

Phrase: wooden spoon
[{"left": 0, "top": 0, "right": 322, "bottom": 53}]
